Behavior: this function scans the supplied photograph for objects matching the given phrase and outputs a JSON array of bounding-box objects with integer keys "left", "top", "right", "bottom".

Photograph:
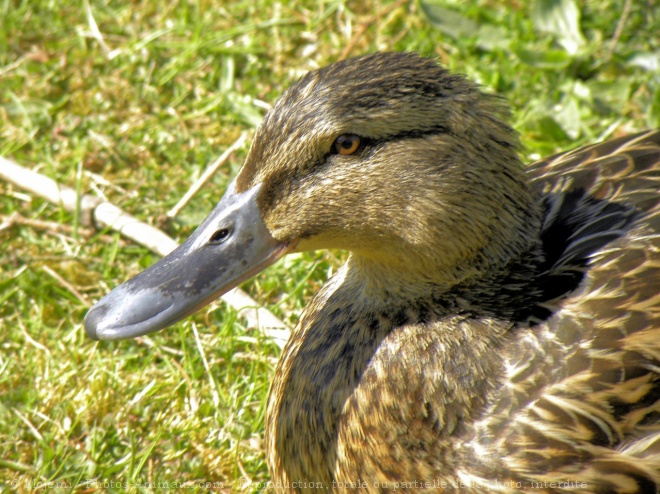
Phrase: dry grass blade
[{"left": 167, "top": 132, "right": 248, "bottom": 219}]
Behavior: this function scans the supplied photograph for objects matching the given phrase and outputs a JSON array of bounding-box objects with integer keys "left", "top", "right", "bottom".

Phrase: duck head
[{"left": 85, "top": 52, "right": 540, "bottom": 341}]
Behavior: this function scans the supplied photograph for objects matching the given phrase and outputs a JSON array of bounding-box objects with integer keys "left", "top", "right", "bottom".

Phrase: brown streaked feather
[{"left": 471, "top": 130, "right": 660, "bottom": 492}]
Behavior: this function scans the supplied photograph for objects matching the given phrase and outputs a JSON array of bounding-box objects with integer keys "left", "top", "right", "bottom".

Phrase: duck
[{"left": 84, "top": 52, "right": 660, "bottom": 493}]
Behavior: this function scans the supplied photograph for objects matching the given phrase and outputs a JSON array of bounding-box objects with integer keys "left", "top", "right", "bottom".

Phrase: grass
[{"left": 0, "top": 0, "right": 658, "bottom": 492}]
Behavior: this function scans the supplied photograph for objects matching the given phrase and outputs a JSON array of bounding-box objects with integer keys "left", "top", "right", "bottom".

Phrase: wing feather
[{"left": 473, "top": 130, "right": 660, "bottom": 492}]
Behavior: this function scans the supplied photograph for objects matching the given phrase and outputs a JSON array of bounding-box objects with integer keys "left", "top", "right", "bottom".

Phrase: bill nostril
[{"left": 209, "top": 227, "right": 232, "bottom": 244}]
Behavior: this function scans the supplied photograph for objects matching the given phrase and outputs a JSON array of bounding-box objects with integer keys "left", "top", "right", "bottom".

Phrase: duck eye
[
  {"left": 209, "top": 227, "right": 232, "bottom": 245},
  {"left": 333, "top": 134, "right": 361, "bottom": 155}
]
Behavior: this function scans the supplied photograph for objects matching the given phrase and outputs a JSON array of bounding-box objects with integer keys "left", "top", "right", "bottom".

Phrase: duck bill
[{"left": 84, "top": 181, "right": 291, "bottom": 341}]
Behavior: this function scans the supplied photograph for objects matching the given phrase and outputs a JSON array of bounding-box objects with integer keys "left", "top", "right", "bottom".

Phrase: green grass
[{"left": 1, "top": 0, "right": 658, "bottom": 492}]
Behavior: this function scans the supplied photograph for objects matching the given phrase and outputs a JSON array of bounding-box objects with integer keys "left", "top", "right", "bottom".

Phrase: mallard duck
[{"left": 85, "top": 52, "right": 660, "bottom": 493}]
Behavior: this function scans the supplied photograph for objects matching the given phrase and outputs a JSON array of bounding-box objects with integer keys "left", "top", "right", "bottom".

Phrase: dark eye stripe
[{"left": 385, "top": 126, "right": 450, "bottom": 141}]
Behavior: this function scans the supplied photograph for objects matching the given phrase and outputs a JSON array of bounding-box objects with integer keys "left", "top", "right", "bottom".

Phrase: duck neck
[
  {"left": 343, "top": 252, "right": 471, "bottom": 305},
  {"left": 346, "top": 225, "right": 543, "bottom": 307},
  {"left": 265, "top": 256, "right": 519, "bottom": 486}
]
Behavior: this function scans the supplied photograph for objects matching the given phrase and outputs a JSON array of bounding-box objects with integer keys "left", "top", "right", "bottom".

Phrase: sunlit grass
[{"left": 1, "top": 0, "right": 658, "bottom": 492}]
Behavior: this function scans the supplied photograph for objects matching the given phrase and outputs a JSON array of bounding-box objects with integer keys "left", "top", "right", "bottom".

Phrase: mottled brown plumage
[
  {"left": 85, "top": 52, "right": 660, "bottom": 492},
  {"left": 241, "top": 53, "right": 660, "bottom": 492}
]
